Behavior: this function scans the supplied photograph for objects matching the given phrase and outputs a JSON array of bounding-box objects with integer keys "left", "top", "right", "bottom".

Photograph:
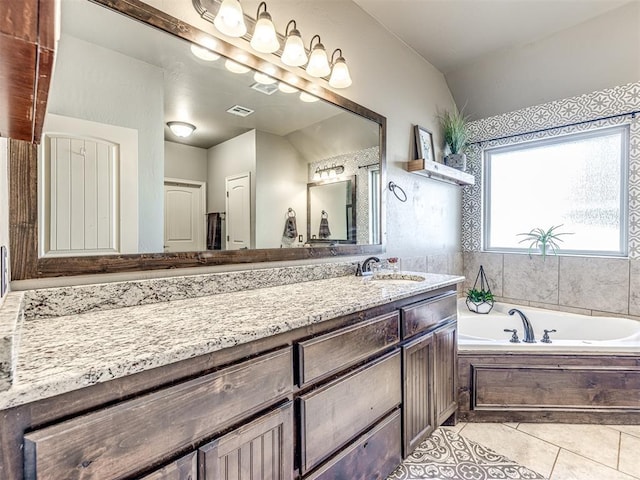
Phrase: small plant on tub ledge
[
  {"left": 517, "top": 224, "right": 573, "bottom": 260},
  {"left": 466, "top": 265, "right": 495, "bottom": 314}
]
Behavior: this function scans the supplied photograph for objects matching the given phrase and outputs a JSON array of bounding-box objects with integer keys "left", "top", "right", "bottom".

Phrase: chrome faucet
[
  {"left": 356, "top": 256, "right": 381, "bottom": 276},
  {"left": 508, "top": 308, "right": 536, "bottom": 343}
]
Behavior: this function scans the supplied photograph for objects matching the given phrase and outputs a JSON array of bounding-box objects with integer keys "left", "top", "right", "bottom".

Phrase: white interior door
[
  {"left": 164, "top": 180, "right": 206, "bottom": 252},
  {"left": 225, "top": 172, "right": 251, "bottom": 250}
]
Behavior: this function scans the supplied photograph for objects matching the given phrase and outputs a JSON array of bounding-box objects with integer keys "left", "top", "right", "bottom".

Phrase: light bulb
[
  {"left": 299, "top": 92, "right": 319, "bottom": 103},
  {"left": 214, "top": 0, "right": 247, "bottom": 38},
  {"left": 306, "top": 37, "right": 331, "bottom": 77},
  {"left": 329, "top": 56, "right": 352, "bottom": 88},
  {"left": 250, "top": 9, "right": 279, "bottom": 53},
  {"left": 225, "top": 59, "right": 251, "bottom": 74},
  {"left": 190, "top": 44, "right": 220, "bottom": 62},
  {"left": 281, "top": 21, "right": 308, "bottom": 67}
]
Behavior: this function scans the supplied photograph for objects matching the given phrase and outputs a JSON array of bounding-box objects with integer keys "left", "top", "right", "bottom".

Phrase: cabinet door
[
  {"left": 402, "top": 332, "right": 435, "bottom": 457},
  {"left": 434, "top": 322, "right": 458, "bottom": 425},
  {"left": 140, "top": 452, "right": 197, "bottom": 480},
  {"left": 199, "top": 402, "right": 293, "bottom": 480}
]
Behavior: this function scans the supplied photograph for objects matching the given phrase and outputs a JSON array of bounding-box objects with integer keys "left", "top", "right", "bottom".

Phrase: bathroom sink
[{"left": 368, "top": 273, "right": 426, "bottom": 285}]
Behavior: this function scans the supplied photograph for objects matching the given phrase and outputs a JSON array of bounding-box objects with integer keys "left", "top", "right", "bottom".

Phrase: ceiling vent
[
  {"left": 250, "top": 82, "right": 278, "bottom": 95},
  {"left": 226, "top": 104, "right": 255, "bottom": 117}
]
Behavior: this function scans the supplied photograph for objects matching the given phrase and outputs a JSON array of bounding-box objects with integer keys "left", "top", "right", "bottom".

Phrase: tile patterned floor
[{"left": 388, "top": 423, "right": 640, "bottom": 480}]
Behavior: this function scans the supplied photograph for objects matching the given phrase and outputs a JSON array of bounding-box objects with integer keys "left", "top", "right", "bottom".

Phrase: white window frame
[{"left": 482, "top": 125, "right": 630, "bottom": 257}]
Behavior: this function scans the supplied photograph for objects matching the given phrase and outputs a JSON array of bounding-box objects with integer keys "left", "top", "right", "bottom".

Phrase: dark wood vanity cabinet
[
  {"left": 1, "top": 286, "right": 461, "bottom": 480},
  {"left": 400, "top": 292, "right": 458, "bottom": 457}
]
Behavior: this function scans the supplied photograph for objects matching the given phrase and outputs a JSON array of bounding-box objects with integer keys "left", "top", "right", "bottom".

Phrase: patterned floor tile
[{"left": 387, "top": 428, "right": 545, "bottom": 480}]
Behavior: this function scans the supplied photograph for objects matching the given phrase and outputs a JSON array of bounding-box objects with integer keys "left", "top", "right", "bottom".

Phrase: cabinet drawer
[
  {"left": 299, "top": 350, "right": 401, "bottom": 473},
  {"left": 401, "top": 292, "right": 456, "bottom": 339},
  {"left": 297, "top": 312, "right": 399, "bottom": 386},
  {"left": 24, "top": 347, "right": 292, "bottom": 480},
  {"left": 305, "top": 410, "right": 402, "bottom": 480},
  {"left": 140, "top": 452, "right": 197, "bottom": 480}
]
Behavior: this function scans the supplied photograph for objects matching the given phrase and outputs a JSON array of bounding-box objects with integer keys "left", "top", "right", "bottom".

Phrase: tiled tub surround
[
  {"left": 0, "top": 271, "right": 463, "bottom": 409},
  {"left": 463, "top": 252, "right": 640, "bottom": 319}
]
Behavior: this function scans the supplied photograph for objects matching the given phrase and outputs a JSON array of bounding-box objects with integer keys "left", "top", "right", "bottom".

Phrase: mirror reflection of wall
[{"left": 38, "top": 0, "right": 381, "bottom": 258}]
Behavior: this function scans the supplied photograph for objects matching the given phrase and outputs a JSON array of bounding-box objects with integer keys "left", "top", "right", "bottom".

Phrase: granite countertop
[{"left": 0, "top": 272, "right": 462, "bottom": 410}]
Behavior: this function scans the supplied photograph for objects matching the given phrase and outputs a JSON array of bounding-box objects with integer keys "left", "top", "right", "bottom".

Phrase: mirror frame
[{"left": 9, "top": 0, "right": 386, "bottom": 280}]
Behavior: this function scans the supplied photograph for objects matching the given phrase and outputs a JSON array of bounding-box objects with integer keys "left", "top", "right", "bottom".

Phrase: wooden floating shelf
[{"left": 407, "top": 159, "right": 475, "bottom": 186}]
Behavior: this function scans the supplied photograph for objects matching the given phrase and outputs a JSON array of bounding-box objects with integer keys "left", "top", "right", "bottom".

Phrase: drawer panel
[
  {"left": 297, "top": 312, "right": 399, "bottom": 386},
  {"left": 305, "top": 410, "right": 402, "bottom": 480},
  {"left": 401, "top": 292, "right": 456, "bottom": 339},
  {"left": 299, "top": 350, "right": 401, "bottom": 473},
  {"left": 24, "top": 347, "right": 292, "bottom": 480},
  {"left": 140, "top": 452, "right": 197, "bottom": 480}
]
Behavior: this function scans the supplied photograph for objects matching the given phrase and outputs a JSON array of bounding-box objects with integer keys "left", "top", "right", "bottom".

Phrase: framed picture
[{"left": 414, "top": 125, "right": 435, "bottom": 162}]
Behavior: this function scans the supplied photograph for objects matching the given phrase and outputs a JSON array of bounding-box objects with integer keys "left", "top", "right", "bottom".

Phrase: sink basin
[{"left": 368, "top": 273, "right": 426, "bottom": 285}]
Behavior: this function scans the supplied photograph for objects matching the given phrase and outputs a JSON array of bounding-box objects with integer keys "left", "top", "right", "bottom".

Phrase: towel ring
[
  {"left": 388, "top": 181, "right": 407, "bottom": 203},
  {"left": 287, "top": 207, "right": 296, "bottom": 217}
]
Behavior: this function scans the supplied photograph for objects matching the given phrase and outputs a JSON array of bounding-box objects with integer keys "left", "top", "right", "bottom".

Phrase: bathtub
[{"left": 457, "top": 299, "right": 640, "bottom": 352}]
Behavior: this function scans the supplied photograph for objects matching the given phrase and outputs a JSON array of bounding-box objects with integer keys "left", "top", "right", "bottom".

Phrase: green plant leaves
[{"left": 516, "top": 224, "right": 573, "bottom": 259}]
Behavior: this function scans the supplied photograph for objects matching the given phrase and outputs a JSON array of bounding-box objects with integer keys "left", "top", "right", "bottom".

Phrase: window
[
  {"left": 369, "top": 168, "right": 380, "bottom": 243},
  {"left": 483, "top": 125, "right": 629, "bottom": 256}
]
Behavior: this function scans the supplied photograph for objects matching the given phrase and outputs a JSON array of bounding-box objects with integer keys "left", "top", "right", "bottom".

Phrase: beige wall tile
[
  {"left": 427, "top": 254, "right": 448, "bottom": 273},
  {"left": 527, "top": 301, "right": 592, "bottom": 316},
  {"left": 450, "top": 252, "right": 464, "bottom": 276},
  {"left": 628, "top": 260, "right": 640, "bottom": 316},
  {"left": 463, "top": 252, "right": 504, "bottom": 296},
  {"left": 503, "top": 253, "right": 559, "bottom": 304},
  {"left": 559, "top": 257, "right": 629, "bottom": 314},
  {"left": 400, "top": 256, "right": 427, "bottom": 272}
]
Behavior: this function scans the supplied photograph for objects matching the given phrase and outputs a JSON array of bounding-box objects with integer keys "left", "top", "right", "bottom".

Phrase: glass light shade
[
  {"left": 278, "top": 82, "right": 298, "bottom": 93},
  {"left": 281, "top": 31, "right": 307, "bottom": 67},
  {"left": 225, "top": 59, "right": 251, "bottom": 74},
  {"left": 167, "top": 122, "right": 196, "bottom": 138},
  {"left": 190, "top": 44, "right": 220, "bottom": 62},
  {"left": 254, "top": 72, "right": 277, "bottom": 85},
  {"left": 213, "top": 0, "right": 247, "bottom": 37},
  {"left": 299, "top": 92, "right": 319, "bottom": 103},
  {"left": 306, "top": 44, "right": 331, "bottom": 77},
  {"left": 329, "top": 57, "right": 352, "bottom": 88},
  {"left": 250, "top": 13, "right": 279, "bottom": 53}
]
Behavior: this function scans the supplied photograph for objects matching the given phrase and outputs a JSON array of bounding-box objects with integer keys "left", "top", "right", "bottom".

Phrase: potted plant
[
  {"left": 517, "top": 224, "right": 572, "bottom": 260},
  {"left": 439, "top": 109, "right": 469, "bottom": 171},
  {"left": 466, "top": 289, "right": 495, "bottom": 314}
]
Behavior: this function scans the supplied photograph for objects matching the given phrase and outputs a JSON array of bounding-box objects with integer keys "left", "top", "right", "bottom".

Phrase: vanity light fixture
[
  {"left": 281, "top": 20, "right": 308, "bottom": 67},
  {"left": 190, "top": 40, "right": 220, "bottom": 61},
  {"left": 250, "top": 2, "right": 279, "bottom": 53},
  {"left": 329, "top": 49, "right": 352, "bottom": 88},
  {"left": 214, "top": 0, "right": 247, "bottom": 37},
  {"left": 253, "top": 71, "right": 277, "bottom": 85},
  {"left": 313, "top": 164, "right": 345, "bottom": 181},
  {"left": 278, "top": 82, "right": 298, "bottom": 93},
  {"left": 306, "top": 35, "right": 331, "bottom": 78},
  {"left": 167, "top": 121, "right": 196, "bottom": 138},
  {"left": 299, "top": 91, "right": 319, "bottom": 103},
  {"left": 225, "top": 59, "right": 251, "bottom": 74}
]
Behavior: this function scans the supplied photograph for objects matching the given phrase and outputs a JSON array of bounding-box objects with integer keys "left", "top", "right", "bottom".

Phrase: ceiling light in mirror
[
  {"left": 250, "top": 2, "right": 279, "bottom": 53},
  {"left": 281, "top": 20, "right": 308, "bottom": 67},
  {"left": 306, "top": 35, "right": 331, "bottom": 78},
  {"left": 167, "top": 121, "right": 196, "bottom": 137},
  {"left": 278, "top": 82, "right": 298, "bottom": 93},
  {"left": 253, "top": 72, "right": 277, "bottom": 85},
  {"left": 190, "top": 43, "right": 220, "bottom": 62},
  {"left": 329, "top": 49, "right": 352, "bottom": 88},
  {"left": 225, "top": 59, "right": 251, "bottom": 74},
  {"left": 213, "top": 0, "right": 247, "bottom": 37},
  {"left": 299, "top": 91, "right": 319, "bottom": 103}
]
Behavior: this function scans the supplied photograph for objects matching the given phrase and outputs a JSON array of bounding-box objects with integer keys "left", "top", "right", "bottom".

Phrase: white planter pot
[
  {"left": 444, "top": 153, "right": 467, "bottom": 171},
  {"left": 466, "top": 298, "right": 494, "bottom": 314}
]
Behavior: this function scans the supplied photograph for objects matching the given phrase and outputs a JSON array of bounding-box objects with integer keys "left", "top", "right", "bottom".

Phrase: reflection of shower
[{"left": 319, "top": 210, "right": 331, "bottom": 238}]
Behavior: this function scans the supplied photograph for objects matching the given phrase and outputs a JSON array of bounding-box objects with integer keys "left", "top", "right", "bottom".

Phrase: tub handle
[
  {"left": 504, "top": 328, "right": 520, "bottom": 343},
  {"left": 541, "top": 329, "right": 557, "bottom": 343}
]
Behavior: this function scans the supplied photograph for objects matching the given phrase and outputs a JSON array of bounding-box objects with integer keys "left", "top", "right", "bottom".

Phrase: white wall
[
  {"left": 255, "top": 131, "right": 307, "bottom": 249},
  {"left": 47, "top": 34, "right": 165, "bottom": 252},
  {"left": 164, "top": 141, "right": 207, "bottom": 183},
  {"left": 446, "top": 2, "right": 640, "bottom": 120}
]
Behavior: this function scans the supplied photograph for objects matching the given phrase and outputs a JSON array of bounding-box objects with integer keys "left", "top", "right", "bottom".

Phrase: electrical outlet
[{"left": 0, "top": 246, "right": 7, "bottom": 298}]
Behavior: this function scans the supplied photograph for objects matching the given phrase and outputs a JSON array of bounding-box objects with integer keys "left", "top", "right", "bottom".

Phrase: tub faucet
[{"left": 508, "top": 308, "right": 536, "bottom": 343}]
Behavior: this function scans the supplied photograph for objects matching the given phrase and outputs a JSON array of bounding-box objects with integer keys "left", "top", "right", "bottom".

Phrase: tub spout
[{"left": 508, "top": 308, "right": 536, "bottom": 343}]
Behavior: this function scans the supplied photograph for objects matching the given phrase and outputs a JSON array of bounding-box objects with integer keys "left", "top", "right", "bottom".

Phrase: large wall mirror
[{"left": 9, "top": 0, "right": 386, "bottom": 279}]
